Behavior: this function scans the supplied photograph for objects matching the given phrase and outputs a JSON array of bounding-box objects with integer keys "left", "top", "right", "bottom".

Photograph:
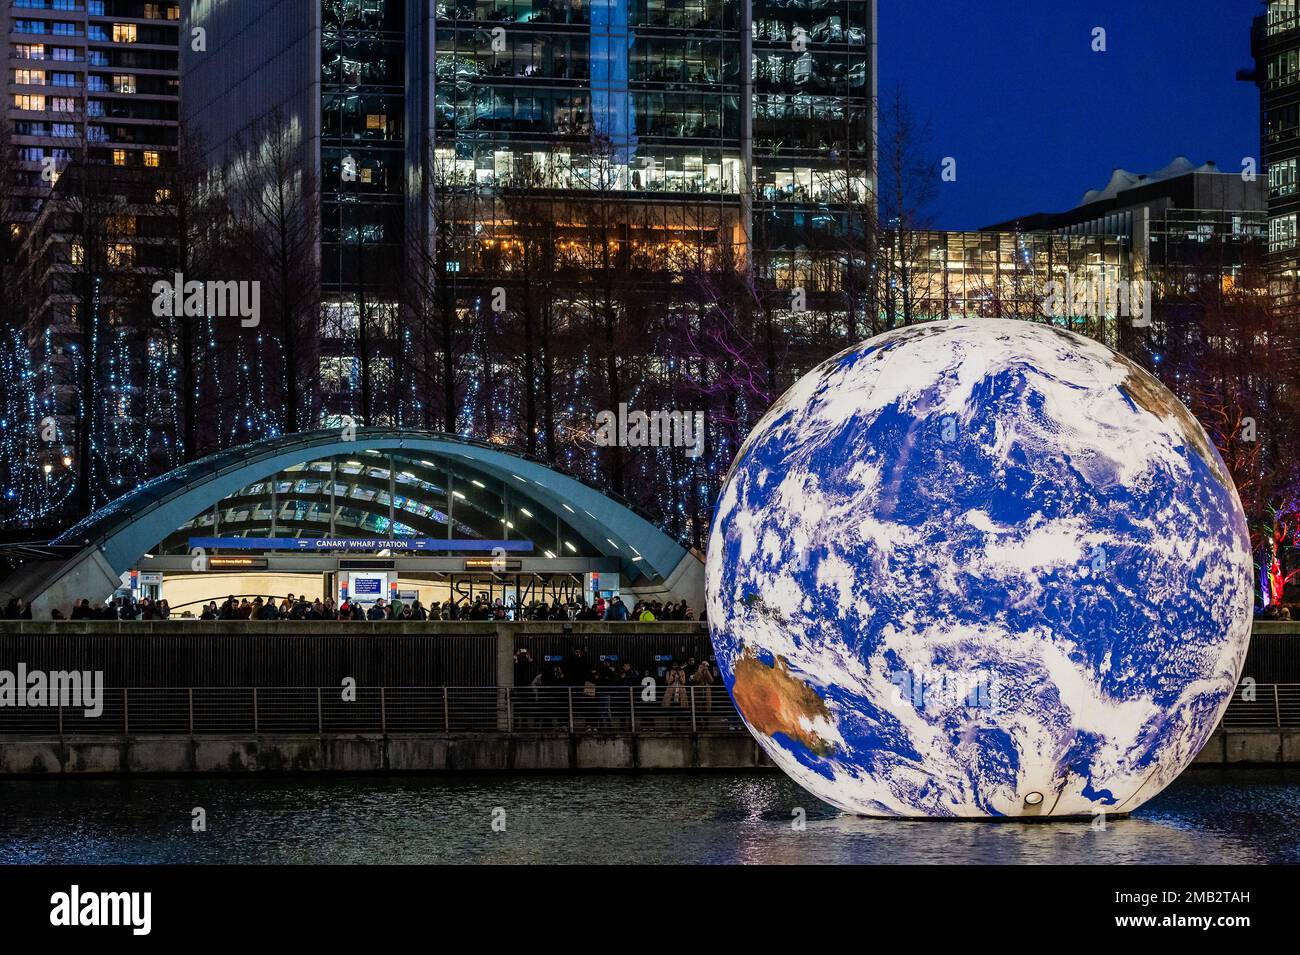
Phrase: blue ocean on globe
[{"left": 706, "top": 319, "right": 1254, "bottom": 818}]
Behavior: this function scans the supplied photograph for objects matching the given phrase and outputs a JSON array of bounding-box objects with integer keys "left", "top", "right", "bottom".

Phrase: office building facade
[
  {"left": 1251, "top": 0, "right": 1300, "bottom": 338},
  {"left": 183, "top": 0, "right": 878, "bottom": 428},
  {"left": 986, "top": 157, "right": 1268, "bottom": 364}
]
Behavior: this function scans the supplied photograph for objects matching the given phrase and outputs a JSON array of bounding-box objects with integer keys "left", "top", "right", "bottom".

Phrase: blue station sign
[{"left": 188, "top": 537, "right": 534, "bottom": 553}]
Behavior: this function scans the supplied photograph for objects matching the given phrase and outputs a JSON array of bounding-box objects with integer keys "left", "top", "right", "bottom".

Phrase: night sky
[{"left": 877, "top": 0, "right": 1263, "bottom": 230}]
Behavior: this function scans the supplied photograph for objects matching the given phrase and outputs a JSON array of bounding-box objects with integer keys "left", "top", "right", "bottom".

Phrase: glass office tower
[
  {"left": 411, "top": 0, "right": 752, "bottom": 293},
  {"left": 184, "top": 0, "right": 878, "bottom": 425},
  {"left": 750, "top": 0, "right": 873, "bottom": 252},
  {"left": 427, "top": 0, "right": 743, "bottom": 196},
  {"left": 321, "top": 0, "right": 407, "bottom": 295},
  {"left": 1254, "top": 0, "right": 1300, "bottom": 325}
]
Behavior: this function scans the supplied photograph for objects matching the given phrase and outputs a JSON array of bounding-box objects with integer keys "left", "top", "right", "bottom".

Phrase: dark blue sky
[{"left": 878, "top": 0, "right": 1263, "bottom": 230}]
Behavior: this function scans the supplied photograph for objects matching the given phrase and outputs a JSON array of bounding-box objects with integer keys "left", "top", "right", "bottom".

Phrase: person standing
[{"left": 693, "top": 659, "right": 716, "bottom": 716}]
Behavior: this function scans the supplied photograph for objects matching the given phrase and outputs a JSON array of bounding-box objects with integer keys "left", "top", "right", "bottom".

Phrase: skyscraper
[{"left": 1252, "top": 0, "right": 1300, "bottom": 307}]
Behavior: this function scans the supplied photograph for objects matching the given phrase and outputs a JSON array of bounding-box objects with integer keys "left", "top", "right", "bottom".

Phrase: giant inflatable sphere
[{"left": 706, "top": 319, "right": 1253, "bottom": 818}]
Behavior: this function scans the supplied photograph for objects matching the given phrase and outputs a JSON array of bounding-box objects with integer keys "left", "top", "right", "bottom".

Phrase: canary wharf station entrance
[
  {"left": 24, "top": 429, "right": 704, "bottom": 617},
  {"left": 136, "top": 552, "right": 623, "bottom": 618}
]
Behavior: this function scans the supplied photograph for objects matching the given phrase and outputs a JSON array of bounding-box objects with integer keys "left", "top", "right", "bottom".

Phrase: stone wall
[{"left": 0, "top": 733, "right": 773, "bottom": 775}]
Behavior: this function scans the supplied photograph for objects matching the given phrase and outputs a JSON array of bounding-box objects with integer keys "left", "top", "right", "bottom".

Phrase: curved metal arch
[{"left": 54, "top": 429, "right": 689, "bottom": 582}]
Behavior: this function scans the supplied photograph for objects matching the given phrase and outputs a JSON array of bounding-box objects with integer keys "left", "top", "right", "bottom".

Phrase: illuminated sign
[
  {"left": 463, "top": 558, "right": 523, "bottom": 572},
  {"left": 189, "top": 537, "right": 532, "bottom": 553},
  {"left": 207, "top": 557, "right": 269, "bottom": 570}
]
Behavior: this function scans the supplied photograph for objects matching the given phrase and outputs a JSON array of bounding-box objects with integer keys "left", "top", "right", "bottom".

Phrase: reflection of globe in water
[{"left": 706, "top": 319, "right": 1254, "bottom": 819}]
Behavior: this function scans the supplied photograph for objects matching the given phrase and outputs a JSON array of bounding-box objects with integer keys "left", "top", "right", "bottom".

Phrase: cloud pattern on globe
[{"left": 706, "top": 319, "right": 1253, "bottom": 818}]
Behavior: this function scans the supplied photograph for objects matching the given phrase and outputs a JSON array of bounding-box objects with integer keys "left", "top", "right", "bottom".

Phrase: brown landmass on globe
[
  {"left": 1114, "top": 356, "right": 1228, "bottom": 487},
  {"left": 731, "top": 650, "right": 835, "bottom": 757}
]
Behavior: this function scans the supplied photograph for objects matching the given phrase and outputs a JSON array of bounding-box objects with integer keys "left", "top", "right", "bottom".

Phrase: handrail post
[
  {"left": 123, "top": 688, "right": 129, "bottom": 735},
  {"left": 187, "top": 688, "right": 194, "bottom": 735},
  {"left": 57, "top": 697, "right": 63, "bottom": 740},
  {"left": 629, "top": 686, "right": 636, "bottom": 734},
  {"left": 567, "top": 685, "right": 574, "bottom": 734},
  {"left": 443, "top": 686, "right": 450, "bottom": 732},
  {"left": 689, "top": 685, "right": 697, "bottom": 733},
  {"left": 380, "top": 687, "right": 387, "bottom": 736},
  {"left": 252, "top": 688, "right": 259, "bottom": 734},
  {"left": 1276, "top": 684, "right": 1283, "bottom": 730},
  {"left": 316, "top": 686, "right": 323, "bottom": 735}
]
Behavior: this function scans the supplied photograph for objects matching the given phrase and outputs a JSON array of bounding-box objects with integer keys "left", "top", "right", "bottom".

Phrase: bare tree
[
  {"left": 157, "top": 121, "right": 234, "bottom": 460},
  {"left": 404, "top": 145, "right": 469, "bottom": 435},
  {"left": 572, "top": 134, "right": 637, "bottom": 494},
  {"left": 228, "top": 109, "right": 321, "bottom": 435},
  {"left": 878, "top": 85, "right": 937, "bottom": 328}
]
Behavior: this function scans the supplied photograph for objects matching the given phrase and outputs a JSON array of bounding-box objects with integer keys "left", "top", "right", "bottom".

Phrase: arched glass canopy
[
  {"left": 159, "top": 449, "right": 604, "bottom": 560},
  {"left": 54, "top": 429, "right": 692, "bottom": 584}
]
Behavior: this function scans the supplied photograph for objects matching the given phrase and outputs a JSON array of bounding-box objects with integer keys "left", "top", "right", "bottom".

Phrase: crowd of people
[
  {"left": 511, "top": 646, "right": 728, "bottom": 730},
  {"left": 514, "top": 646, "right": 718, "bottom": 690},
  {"left": 42, "top": 593, "right": 700, "bottom": 623}
]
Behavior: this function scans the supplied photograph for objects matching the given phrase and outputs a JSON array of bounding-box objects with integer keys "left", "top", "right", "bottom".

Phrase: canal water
[{"left": 1, "top": 768, "right": 1297, "bottom": 864}]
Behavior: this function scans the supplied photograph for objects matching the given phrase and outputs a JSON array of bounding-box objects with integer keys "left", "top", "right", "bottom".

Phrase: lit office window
[
  {"left": 1269, "top": 49, "right": 1300, "bottom": 88},
  {"left": 1270, "top": 213, "right": 1298, "bottom": 252},
  {"left": 109, "top": 243, "right": 136, "bottom": 268},
  {"left": 113, "top": 23, "right": 138, "bottom": 43},
  {"left": 1269, "top": 0, "right": 1299, "bottom": 35},
  {"left": 1271, "top": 157, "right": 1298, "bottom": 199},
  {"left": 113, "top": 149, "right": 127, "bottom": 166},
  {"left": 144, "top": 150, "right": 160, "bottom": 167}
]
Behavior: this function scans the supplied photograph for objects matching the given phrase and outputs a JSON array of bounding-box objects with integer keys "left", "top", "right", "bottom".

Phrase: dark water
[{"left": 1, "top": 767, "right": 1298, "bottom": 864}]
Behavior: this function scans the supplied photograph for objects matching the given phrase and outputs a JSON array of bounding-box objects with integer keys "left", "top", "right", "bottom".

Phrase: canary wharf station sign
[{"left": 188, "top": 537, "right": 534, "bottom": 553}]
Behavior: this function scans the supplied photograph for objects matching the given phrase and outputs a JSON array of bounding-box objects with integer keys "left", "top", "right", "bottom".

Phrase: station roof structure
[{"left": 52, "top": 429, "right": 695, "bottom": 586}]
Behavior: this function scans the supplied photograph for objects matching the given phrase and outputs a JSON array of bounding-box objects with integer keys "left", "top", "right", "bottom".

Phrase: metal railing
[
  {"left": 1, "top": 682, "right": 1295, "bottom": 738},
  {"left": 0, "top": 685, "right": 744, "bottom": 736},
  {"left": 1220, "top": 683, "right": 1300, "bottom": 729}
]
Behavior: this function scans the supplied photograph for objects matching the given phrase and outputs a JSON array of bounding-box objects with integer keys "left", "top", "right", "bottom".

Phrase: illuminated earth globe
[{"left": 706, "top": 318, "right": 1254, "bottom": 818}]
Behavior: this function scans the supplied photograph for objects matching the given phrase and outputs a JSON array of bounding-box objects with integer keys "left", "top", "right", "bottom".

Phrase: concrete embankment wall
[
  {"left": 0, "top": 728, "right": 1296, "bottom": 775},
  {"left": 1194, "top": 728, "right": 1300, "bottom": 765},
  {"left": 0, "top": 733, "right": 772, "bottom": 775}
]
